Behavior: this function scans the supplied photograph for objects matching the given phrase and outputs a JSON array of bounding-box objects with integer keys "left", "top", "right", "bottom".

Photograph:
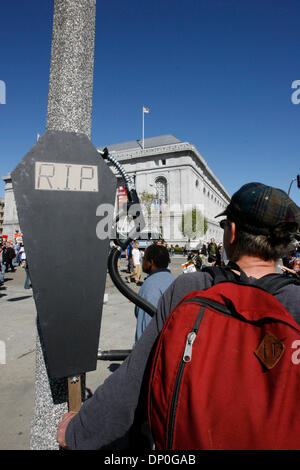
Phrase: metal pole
[{"left": 142, "top": 107, "right": 145, "bottom": 149}]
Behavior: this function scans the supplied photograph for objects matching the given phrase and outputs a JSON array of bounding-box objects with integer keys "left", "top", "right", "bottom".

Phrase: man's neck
[
  {"left": 150, "top": 266, "right": 167, "bottom": 274},
  {"left": 233, "top": 256, "right": 276, "bottom": 279}
]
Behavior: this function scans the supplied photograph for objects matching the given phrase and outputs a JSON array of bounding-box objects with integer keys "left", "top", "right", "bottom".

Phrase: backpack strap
[
  {"left": 253, "top": 272, "right": 300, "bottom": 295},
  {"left": 202, "top": 261, "right": 250, "bottom": 284},
  {"left": 202, "top": 262, "right": 300, "bottom": 295}
]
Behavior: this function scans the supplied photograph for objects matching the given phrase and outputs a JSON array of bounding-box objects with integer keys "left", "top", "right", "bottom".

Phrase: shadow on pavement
[
  {"left": 108, "top": 363, "right": 121, "bottom": 373},
  {"left": 7, "top": 295, "right": 33, "bottom": 302}
]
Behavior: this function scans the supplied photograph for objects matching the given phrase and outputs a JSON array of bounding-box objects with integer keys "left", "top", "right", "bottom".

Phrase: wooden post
[{"left": 68, "top": 376, "right": 82, "bottom": 412}]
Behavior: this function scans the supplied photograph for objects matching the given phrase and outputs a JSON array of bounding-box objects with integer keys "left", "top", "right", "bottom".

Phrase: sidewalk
[{"left": 0, "top": 256, "right": 184, "bottom": 450}]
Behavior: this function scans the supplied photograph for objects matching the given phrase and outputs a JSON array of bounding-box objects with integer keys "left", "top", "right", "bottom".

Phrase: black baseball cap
[{"left": 215, "top": 182, "right": 300, "bottom": 239}]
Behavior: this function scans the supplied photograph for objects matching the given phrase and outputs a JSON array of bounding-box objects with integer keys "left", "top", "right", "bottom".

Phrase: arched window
[{"left": 155, "top": 176, "right": 168, "bottom": 202}]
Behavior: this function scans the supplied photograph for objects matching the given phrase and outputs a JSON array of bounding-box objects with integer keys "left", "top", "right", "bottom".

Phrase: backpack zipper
[
  {"left": 167, "top": 304, "right": 206, "bottom": 449},
  {"left": 183, "top": 331, "right": 197, "bottom": 363}
]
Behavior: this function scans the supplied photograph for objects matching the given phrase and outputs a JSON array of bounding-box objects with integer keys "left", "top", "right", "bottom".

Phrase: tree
[
  {"left": 139, "top": 191, "right": 158, "bottom": 214},
  {"left": 139, "top": 190, "right": 158, "bottom": 231},
  {"left": 180, "top": 207, "right": 208, "bottom": 244}
]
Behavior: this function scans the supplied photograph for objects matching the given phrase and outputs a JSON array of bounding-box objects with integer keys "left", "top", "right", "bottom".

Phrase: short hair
[
  {"left": 144, "top": 243, "right": 170, "bottom": 268},
  {"left": 230, "top": 226, "right": 295, "bottom": 262}
]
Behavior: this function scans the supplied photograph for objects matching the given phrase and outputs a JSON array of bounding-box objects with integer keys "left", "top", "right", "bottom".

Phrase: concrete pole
[
  {"left": 30, "top": 0, "right": 96, "bottom": 449},
  {"left": 46, "top": 0, "right": 96, "bottom": 138}
]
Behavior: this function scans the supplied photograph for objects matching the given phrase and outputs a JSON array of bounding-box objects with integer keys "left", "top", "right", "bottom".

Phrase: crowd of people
[
  {"left": 0, "top": 241, "right": 30, "bottom": 288},
  {"left": 123, "top": 231, "right": 300, "bottom": 354},
  {"left": 0, "top": 242, "right": 16, "bottom": 286},
  {"left": 124, "top": 236, "right": 226, "bottom": 282},
  {"left": 280, "top": 246, "right": 300, "bottom": 276},
  {"left": 120, "top": 229, "right": 300, "bottom": 350}
]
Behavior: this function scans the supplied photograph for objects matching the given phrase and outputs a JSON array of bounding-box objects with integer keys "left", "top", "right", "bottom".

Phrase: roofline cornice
[{"left": 99, "top": 142, "right": 231, "bottom": 200}]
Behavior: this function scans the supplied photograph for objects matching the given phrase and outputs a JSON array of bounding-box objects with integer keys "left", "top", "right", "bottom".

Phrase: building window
[
  {"left": 162, "top": 159, "right": 166, "bottom": 165},
  {"left": 155, "top": 176, "right": 168, "bottom": 202}
]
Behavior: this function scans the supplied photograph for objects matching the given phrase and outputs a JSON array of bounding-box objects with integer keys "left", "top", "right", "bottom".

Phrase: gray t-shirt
[{"left": 66, "top": 271, "right": 300, "bottom": 450}]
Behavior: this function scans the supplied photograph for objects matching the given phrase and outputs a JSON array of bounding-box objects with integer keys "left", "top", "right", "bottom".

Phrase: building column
[{"left": 2, "top": 174, "right": 19, "bottom": 239}]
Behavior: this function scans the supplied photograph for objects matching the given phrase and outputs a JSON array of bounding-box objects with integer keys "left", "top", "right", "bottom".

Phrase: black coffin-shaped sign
[{"left": 11, "top": 130, "right": 117, "bottom": 378}]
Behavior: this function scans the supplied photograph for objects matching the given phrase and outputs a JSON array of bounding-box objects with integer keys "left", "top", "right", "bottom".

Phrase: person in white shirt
[
  {"left": 125, "top": 242, "right": 142, "bottom": 285},
  {"left": 19, "top": 245, "right": 26, "bottom": 266}
]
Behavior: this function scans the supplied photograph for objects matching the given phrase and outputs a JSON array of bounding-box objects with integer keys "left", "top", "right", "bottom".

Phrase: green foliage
[
  {"left": 139, "top": 191, "right": 158, "bottom": 215},
  {"left": 180, "top": 207, "right": 208, "bottom": 240}
]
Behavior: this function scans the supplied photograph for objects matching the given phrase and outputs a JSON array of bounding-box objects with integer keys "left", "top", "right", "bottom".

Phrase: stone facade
[{"left": 100, "top": 135, "right": 231, "bottom": 246}]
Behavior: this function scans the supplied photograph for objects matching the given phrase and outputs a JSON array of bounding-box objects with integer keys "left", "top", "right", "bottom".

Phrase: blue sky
[{"left": 1, "top": 0, "right": 300, "bottom": 205}]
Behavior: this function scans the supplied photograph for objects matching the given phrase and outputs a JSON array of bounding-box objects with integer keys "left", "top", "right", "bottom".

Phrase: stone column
[
  {"left": 30, "top": 0, "right": 96, "bottom": 450},
  {"left": 1, "top": 175, "right": 19, "bottom": 239}
]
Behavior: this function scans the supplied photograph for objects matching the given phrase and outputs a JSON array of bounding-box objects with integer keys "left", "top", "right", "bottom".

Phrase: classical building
[
  {"left": 2, "top": 134, "right": 230, "bottom": 245},
  {"left": 99, "top": 134, "right": 230, "bottom": 246}
]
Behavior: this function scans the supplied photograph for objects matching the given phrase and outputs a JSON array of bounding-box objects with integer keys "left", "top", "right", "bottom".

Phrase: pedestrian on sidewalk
[
  {"left": 24, "top": 261, "right": 32, "bottom": 289},
  {"left": 20, "top": 246, "right": 31, "bottom": 289},
  {"left": 134, "top": 244, "right": 175, "bottom": 343},
  {"left": 0, "top": 245, "right": 5, "bottom": 285},
  {"left": 126, "top": 242, "right": 142, "bottom": 285},
  {"left": 125, "top": 241, "right": 134, "bottom": 274},
  {"left": 3, "top": 243, "right": 16, "bottom": 273}
]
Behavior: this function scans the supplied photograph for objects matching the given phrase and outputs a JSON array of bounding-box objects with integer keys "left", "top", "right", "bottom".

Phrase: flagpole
[
  {"left": 142, "top": 107, "right": 145, "bottom": 150},
  {"left": 142, "top": 106, "right": 149, "bottom": 150}
]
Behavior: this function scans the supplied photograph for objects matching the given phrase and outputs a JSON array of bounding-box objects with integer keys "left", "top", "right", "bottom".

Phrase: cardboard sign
[{"left": 11, "top": 130, "right": 116, "bottom": 378}]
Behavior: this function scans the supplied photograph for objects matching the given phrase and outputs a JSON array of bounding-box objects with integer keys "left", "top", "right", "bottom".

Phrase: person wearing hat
[
  {"left": 58, "top": 182, "right": 300, "bottom": 450},
  {"left": 214, "top": 182, "right": 300, "bottom": 275}
]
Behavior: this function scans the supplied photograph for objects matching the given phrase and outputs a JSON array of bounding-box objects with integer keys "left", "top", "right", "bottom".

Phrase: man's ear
[
  {"left": 149, "top": 259, "right": 156, "bottom": 272},
  {"left": 229, "top": 221, "right": 238, "bottom": 245}
]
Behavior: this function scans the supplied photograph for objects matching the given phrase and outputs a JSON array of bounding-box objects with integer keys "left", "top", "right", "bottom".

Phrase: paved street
[{"left": 0, "top": 254, "right": 185, "bottom": 450}]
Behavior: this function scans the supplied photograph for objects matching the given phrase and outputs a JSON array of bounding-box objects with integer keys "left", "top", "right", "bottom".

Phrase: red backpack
[{"left": 148, "top": 265, "right": 300, "bottom": 450}]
